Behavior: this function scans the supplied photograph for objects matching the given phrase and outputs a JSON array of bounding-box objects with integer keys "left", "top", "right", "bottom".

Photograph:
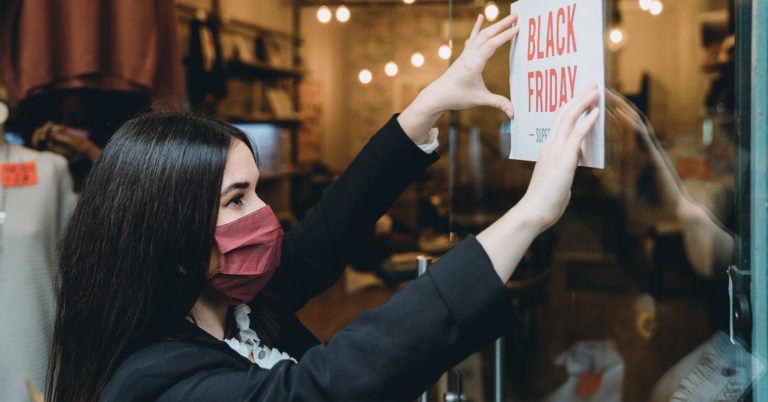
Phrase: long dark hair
[{"left": 46, "top": 113, "right": 254, "bottom": 401}]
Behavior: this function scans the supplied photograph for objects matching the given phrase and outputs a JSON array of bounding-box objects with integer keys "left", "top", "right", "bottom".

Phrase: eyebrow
[{"left": 220, "top": 181, "right": 250, "bottom": 197}]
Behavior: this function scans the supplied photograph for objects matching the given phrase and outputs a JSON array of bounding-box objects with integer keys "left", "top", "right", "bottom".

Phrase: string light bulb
[
  {"left": 639, "top": 0, "right": 652, "bottom": 10},
  {"left": 411, "top": 52, "right": 425, "bottom": 67},
  {"left": 438, "top": 45, "right": 451, "bottom": 60},
  {"left": 317, "top": 5, "right": 332, "bottom": 23},
  {"left": 385, "top": 62, "right": 399, "bottom": 77},
  {"left": 649, "top": 1, "right": 663, "bottom": 15},
  {"left": 484, "top": 2, "right": 500, "bottom": 21},
  {"left": 403, "top": 0, "right": 415, "bottom": 4},
  {"left": 336, "top": 5, "right": 350, "bottom": 23},
  {"left": 609, "top": 28, "right": 624, "bottom": 44},
  {"left": 359, "top": 69, "right": 372, "bottom": 84}
]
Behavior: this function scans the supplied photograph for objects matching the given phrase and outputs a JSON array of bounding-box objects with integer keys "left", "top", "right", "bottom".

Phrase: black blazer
[{"left": 99, "top": 116, "right": 518, "bottom": 401}]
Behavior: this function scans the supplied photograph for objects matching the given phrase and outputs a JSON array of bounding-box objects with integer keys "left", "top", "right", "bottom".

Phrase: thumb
[{"left": 482, "top": 92, "right": 514, "bottom": 119}]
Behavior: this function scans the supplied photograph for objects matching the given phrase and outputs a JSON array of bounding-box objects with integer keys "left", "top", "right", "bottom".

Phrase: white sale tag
[{"left": 508, "top": 0, "right": 605, "bottom": 168}]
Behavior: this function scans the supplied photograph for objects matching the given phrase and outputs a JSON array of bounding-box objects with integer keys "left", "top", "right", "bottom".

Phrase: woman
[{"left": 47, "top": 14, "right": 600, "bottom": 401}]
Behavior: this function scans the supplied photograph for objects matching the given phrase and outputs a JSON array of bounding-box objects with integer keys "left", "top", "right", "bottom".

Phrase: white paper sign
[{"left": 508, "top": 0, "right": 605, "bottom": 168}]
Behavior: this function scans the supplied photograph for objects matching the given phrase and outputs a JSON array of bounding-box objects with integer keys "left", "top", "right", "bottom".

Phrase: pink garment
[{"left": 0, "top": 0, "right": 183, "bottom": 110}]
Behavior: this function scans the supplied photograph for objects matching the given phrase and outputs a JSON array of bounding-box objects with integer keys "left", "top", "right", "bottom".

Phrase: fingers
[
  {"left": 474, "top": 12, "right": 517, "bottom": 49},
  {"left": 477, "top": 25, "right": 519, "bottom": 61},
  {"left": 567, "top": 107, "right": 600, "bottom": 149},
  {"left": 568, "top": 82, "right": 599, "bottom": 118},
  {"left": 467, "top": 14, "right": 484, "bottom": 46},
  {"left": 481, "top": 93, "right": 515, "bottom": 119},
  {"left": 551, "top": 82, "right": 599, "bottom": 137}
]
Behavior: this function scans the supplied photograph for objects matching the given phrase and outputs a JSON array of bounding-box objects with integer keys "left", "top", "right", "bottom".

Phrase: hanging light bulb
[
  {"left": 403, "top": 0, "right": 415, "bottom": 4},
  {"left": 639, "top": 0, "right": 652, "bottom": 11},
  {"left": 650, "top": 1, "right": 663, "bottom": 15},
  {"left": 411, "top": 52, "right": 425, "bottom": 67},
  {"left": 484, "top": 2, "right": 500, "bottom": 21},
  {"left": 336, "top": 5, "right": 350, "bottom": 23},
  {"left": 438, "top": 45, "right": 451, "bottom": 60},
  {"left": 609, "top": 28, "right": 624, "bottom": 44},
  {"left": 359, "top": 69, "right": 372, "bottom": 84},
  {"left": 385, "top": 62, "right": 399, "bottom": 77},
  {"left": 317, "top": 5, "right": 332, "bottom": 23}
]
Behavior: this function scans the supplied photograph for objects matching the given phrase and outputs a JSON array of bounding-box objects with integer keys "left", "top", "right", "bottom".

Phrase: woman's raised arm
[
  {"left": 477, "top": 83, "right": 600, "bottom": 282},
  {"left": 269, "top": 14, "right": 522, "bottom": 309}
]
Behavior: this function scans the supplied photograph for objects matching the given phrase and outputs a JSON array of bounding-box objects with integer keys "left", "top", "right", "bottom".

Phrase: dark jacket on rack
[{"left": 99, "top": 116, "right": 519, "bottom": 401}]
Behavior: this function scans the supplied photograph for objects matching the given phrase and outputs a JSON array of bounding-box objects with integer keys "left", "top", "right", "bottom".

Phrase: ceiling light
[
  {"left": 650, "top": 1, "right": 663, "bottom": 15},
  {"left": 385, "top": 62, "right": 399, "bottom": 77},
  {"left": 404, "top": 0, "right": 415, "bottom": 4},
  {"left": 438, "top": 45, "right": 451, "bottom": 60},
  {"left": 484, "top": 2, "right": 500, "bottom": 21},
  {"left": 336, "top": 5, "right": 350, "bottom": 23},
  {"left": 411, "top": 52, "right": 425, "bottom": 67},
  {"left": 317, "top": 6, "right": 332, "bottom": 23},
  {"left": 359, "top": 69, "right": 372, "bottom": 84},
  {"left": 609, "top": 28, "right": 623, "bottom": 44}
]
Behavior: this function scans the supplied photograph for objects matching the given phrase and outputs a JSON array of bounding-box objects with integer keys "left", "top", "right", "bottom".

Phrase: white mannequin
[{"left": 0, "top": 100, "right": 77, "bottom": 401}]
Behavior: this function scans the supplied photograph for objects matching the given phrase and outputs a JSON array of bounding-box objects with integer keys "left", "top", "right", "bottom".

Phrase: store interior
[{"left": 0, "top": 0, "right": 754, "bottom": 400}]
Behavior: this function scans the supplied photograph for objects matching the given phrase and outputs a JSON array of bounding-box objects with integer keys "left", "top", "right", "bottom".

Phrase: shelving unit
[
  {"left": 227, "top": 60, "right": 303, "bottom": 79},
  {"left": 176, "top": 2, "right": 310, "bottom": 221}
]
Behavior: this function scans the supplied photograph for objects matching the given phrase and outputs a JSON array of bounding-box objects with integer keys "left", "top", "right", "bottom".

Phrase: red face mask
[{"left": 203, "top": 206, "right": 283, "bottom": 306}]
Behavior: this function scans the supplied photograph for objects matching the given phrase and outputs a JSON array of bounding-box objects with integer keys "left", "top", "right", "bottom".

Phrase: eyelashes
[
  {"left": 226, "top": 193, "right": 245, "bottom": 207},
  {"left": 223, "top": 186, "right": 259, "bottom": 208}
]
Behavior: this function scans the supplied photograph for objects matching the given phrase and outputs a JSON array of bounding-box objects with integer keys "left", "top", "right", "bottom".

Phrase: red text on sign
[
  {"left": 527, "top": 65, "right": 577, "bottom": 112},
  {"left": 527, "top": 4, "right": 577, "bottom": 61}
]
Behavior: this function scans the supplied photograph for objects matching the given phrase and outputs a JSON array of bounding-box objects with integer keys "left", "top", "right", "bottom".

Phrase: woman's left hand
[
  {"left": 425, "top": 13, "right": 519, "bottom": 118},
  {"left": 397, "top": 13, "right": 519, "bottom": 144}
]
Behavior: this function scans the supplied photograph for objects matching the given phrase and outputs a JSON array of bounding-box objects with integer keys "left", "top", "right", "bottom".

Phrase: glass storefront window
[
  {"left": 441, "top": 0, "right": 766, "bottom": 399},
  {"left": 299, "top": 0, "right": 765, "bottom": 399}
]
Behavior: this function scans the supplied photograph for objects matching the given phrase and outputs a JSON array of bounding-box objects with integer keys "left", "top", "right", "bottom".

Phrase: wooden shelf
[
  {"left": 176, "top": 3, "right": 301, "bottom": 42},
  {"left": 228, "top": 61, "right": 303, "bottom": 79}
]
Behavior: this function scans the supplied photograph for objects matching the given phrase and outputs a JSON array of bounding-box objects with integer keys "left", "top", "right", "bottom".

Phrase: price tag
[
  {"left": 577, "top": 372, "right": 603, "bottom": 396},
  {"left": 1, "top": 161, "right": 38, "bottom": 187}
]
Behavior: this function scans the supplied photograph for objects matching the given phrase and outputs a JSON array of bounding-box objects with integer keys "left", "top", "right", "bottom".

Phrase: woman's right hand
[
  {"left": 517, "top": 82, "right": 600, "bottom": 232},
  {"left": 477, "top": 83, "right": 600, "bottom": 282}
]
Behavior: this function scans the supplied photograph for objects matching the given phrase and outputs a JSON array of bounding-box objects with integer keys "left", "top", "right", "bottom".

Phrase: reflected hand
[
  {"left": 604, "top": 91, "right": 733, "bottom": 279},
  {"left": 605, "top": 91, "right": 686, "bottom": 212},
  {"left": 518, "top": 82, "right": 600, "bottom": 231},
  {"left": 425, "top": 13, "right": 519, "bottom": 118}
]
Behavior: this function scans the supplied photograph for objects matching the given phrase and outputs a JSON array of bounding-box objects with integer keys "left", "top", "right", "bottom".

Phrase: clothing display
[
  {"left": 187, "top": 18, "right": 227, "bottom": 106},
  {"left": 0, "top": 142, "right": 76, "bottom": 401},
  {"left": 99, "top": 115, "right": 518, "bottom": 401},
  {"left": 0, "top": 0, "right": 182, "bottom": 110}
]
